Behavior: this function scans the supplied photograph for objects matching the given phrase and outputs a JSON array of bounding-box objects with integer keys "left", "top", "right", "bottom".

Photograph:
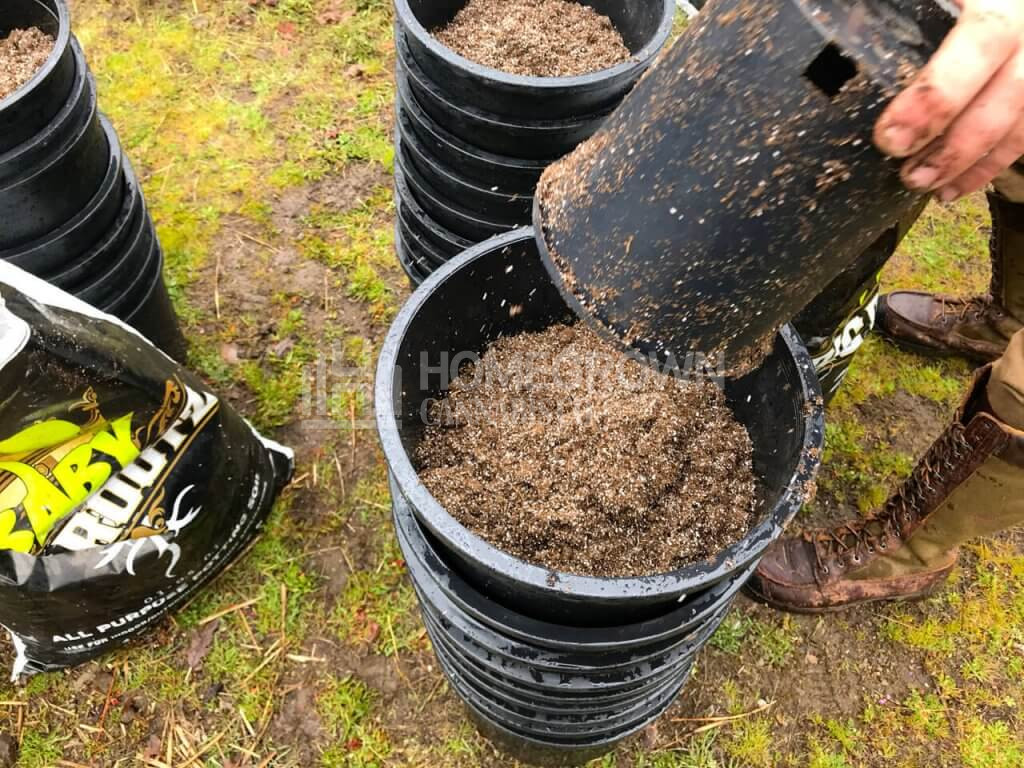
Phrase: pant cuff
[{"left": 993, "top": 160, "right": 1024, "bottom": 204}]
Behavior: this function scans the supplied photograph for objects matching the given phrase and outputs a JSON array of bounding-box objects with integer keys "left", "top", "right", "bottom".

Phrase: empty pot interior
[
  {"left": 2, "top": 0, "right": 60, "bottom": 38},
  {"left": 405, "top": 0, "right": 665, "bottom": 55},
  {"left": 393, "top": 234, "right": 806, "bottom": 535}
]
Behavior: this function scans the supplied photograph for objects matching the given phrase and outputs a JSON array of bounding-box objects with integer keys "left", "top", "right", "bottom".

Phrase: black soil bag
[{"left": 0, "top": 263, "right": 293, "bottom": 676}]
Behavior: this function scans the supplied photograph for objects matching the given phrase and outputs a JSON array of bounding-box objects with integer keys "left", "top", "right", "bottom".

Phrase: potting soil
[
  {"left": 416, "top": 323, "right": 759, "bottom": 578},
  {"left": 0, "top": 27, "right": 54, "bottom": 102},
  {"left": 433, "top": 0, "right": 631, "bottom": 78}
]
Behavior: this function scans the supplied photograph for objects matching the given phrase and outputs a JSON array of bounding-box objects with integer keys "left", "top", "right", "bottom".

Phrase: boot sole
[
  {"left": 876, "top": 330, "right": 1002, "bottom": 366},
  {"left": 742, "top": 579, "right": 945, "bottom": 615}
]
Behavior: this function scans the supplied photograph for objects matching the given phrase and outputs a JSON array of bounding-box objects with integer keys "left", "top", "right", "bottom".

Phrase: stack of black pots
[
  {"left": 1, "top": 0, "right": 184, "bottom": 359},
  {"left": 392, "top": 0, "right": 676, "bottom": 286},
  {"left": 376, "top": 230, "right": 825, "bottom": 764}
]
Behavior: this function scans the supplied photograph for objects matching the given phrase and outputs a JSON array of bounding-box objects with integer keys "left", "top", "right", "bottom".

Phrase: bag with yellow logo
[{"left": 0, "top": 264, "right": 294, "bottom": 676}]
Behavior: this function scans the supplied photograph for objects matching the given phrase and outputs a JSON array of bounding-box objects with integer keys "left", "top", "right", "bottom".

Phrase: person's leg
[
  {"left": 749, "top": 329, "right": 1024, "bottom": 613},
  {"left": 877, "top": 160, "right": 1024, "bottom": 363},
  {"left": 988, "top": 327, "right": 1024, "bottom": 430},
  {"left": 795, "top": 204, "right": 926, "bottom": 402}
]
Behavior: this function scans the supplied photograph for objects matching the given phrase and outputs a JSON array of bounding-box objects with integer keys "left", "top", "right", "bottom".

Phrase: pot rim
[
  {"left": 393, "top": 0, "right": 675, "bottom": 91},
  {"left": 375, "top": 228, "right": 825, "bottom": 602},
  {"left": 396, "top": 67, "right": 549, "bottom": 174},
  {"left": 0, "top": 0, "right": 72, "bottom": 112}
]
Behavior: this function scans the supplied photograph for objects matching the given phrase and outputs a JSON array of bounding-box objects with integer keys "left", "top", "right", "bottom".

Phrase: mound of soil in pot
[
  {"left": 416, "top": 324, "right": 759, "bottom": 578},
  {"left": 0, "top": 28, "right": 54, "bottom": 102},
  {"left": 433, "top": 0, "right": 631, "bottom": 78}
]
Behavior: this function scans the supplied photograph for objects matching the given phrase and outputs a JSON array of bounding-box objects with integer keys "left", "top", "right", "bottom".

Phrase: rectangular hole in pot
[{"left": 804, "top": 43, "right": 859, "bottom": 99}]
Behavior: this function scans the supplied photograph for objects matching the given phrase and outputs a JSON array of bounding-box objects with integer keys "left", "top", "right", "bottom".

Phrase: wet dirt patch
[
  {"left": 662, "top": 596, "right": 937, "bottom": 761},
  {"left": 272, "top": 163, "right": 392, "bottom": 239},
  {"left": 860, "top": 389, "right": 950, "bottom": 459}
]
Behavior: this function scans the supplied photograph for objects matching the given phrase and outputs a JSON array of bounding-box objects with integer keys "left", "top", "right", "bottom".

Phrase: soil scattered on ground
[
  {"left": 0, "top": 28, "right": 54, "bottom": 102},
  {"left": 416, "top": 323, "right": 759, "bottom": 577},
  {"left": 433, "top": 0, "right": 631, "bottom": 78}
]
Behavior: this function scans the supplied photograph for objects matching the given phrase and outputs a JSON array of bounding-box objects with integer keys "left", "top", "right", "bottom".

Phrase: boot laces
[
  {"left": 938, "top": 295, "right": 994, "bottom": 323},
  {"left": 811, "top": 422, "right": 972, "bottom": 578}
]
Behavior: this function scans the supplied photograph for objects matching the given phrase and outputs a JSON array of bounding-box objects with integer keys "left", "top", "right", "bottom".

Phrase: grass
[{"left": 2, "top": 1, "right": 1022, "bottom": 766}]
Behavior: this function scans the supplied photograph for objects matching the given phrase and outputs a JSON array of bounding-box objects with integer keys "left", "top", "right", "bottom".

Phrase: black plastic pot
[
  {"left": 396, "top": 489, "right": 734, "bottom": 759},
  {"left": 0, "top": 39, "right": 108, "bottom": 250},
  {"left": 397, "top": 111, "right": 533, "bottom": 222},
  {"left": 72, "top": 191, "right": 152, "bottom": 309},
  {"left": 391, "top": 0, "right": 675, "bottom": 284},
  {"left": 396, "top": 148, "right": 518, "bottom": 243},
  {"left": 377, "top": 228, "right": 824, "bottom": 625},
  {"left": 0, "top": 115, "right": 125, "bottom": 276},
  {"left": 0, "top": 0, "right": 74, "bottom": 153},
  {"left": 396, "top": 32, "right": 604, "bottom": 161},
  {"left": 394, "top": 163, "right": 472, "bottom": 258},
  {"left": 121, "top": 244, "right": 187, "bottom": 361},
  {"left": 534, "top": 0, "right": 958, "bottom": 376},
  {"left": 394, "top": 0, "right": 674, "bottom": 120},
  {"left": 376, "top": 228, "right": 824, "bottom": 760},
  {"left": 396, "top": 196, "right": 462, "bottom": 268},
  {"left": 394, "top": 222, "right": 434, "bottom": 287},
  {"left": 396, "top": 68, "right": 546, "bottom": 194},
  {"left": 398, "top": 217, "right": 449, "bottom": 272},
  {"left": 390, "top": 476, "right": 756, "bottom": 655},
  {"left": 42, "top": 153, "right": 143, "bottom": 289}
]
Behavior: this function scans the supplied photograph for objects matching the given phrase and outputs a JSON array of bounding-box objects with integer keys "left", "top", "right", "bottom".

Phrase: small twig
[
  {"left": 280, "top": 584, "right": 288, "bottom": 636},
  {"left": 333, "top": 450, "right": 346, "bottom": 498},
  {"left": 355, "top": 497, "right": 390, "bottom": 512},
  {"left": 179, "top": 731, "right": 224, "bottom": 768},
  {"left": 241, "top": 644, "right": 285, "bottom": 686},
  {"left": 671, "top": 700, "right": 775, "bottom": 736},
  {"left": 97, "top": 670, "right": 118, "bottom": 729},
  {"left": 238, "top": 706, "right": 256, "bottom": 738},
  {"left": 199, "top": 597, "right": 260, "bottom": 626},
  {"left": 165, "top": 709, "right": 174, "bottom": 768},
  {"left": 349, "top": 399, "right": 357, "bottom": 461},
  {"left": 232, "top": 229, "right": 281, "bottom": 254},
  {"left": 237, "top": 607, "right": 260, "bottom": 648},
  {"left": 214, "top": 249, "right": 223, "bottom": 320}
]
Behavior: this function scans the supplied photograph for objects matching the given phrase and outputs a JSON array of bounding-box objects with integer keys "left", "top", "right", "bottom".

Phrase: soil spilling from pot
[
  {"left": 0, "top": 28, "right": 54, "bottom": 102},
  {"left": 432, "top": 0, "right": 631, "bottom": 78},
  {"left": 416, "top": 323, "right": 759, "bottom": 578}
]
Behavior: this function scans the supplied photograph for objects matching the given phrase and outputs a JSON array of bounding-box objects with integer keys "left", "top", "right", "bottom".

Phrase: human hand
[{"left": 873, "top": 0, "right": 1024, "bottom": 202}]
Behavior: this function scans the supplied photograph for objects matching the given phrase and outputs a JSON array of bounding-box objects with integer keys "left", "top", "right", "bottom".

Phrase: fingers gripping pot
[
  {"left": 534, "top": 0, "right": 958, "bottom": 375},
  {"left": 0, "top": 264, "right": 293, "bottom": 676}
]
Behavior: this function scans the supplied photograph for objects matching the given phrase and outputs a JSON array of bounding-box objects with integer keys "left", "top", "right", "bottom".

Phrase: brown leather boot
[
  {"left": 877, "top": 192, "right": 1024, "bottom": 364},
  {"left": 748, "top": 368, "right": 1024, "bottom": 613}
]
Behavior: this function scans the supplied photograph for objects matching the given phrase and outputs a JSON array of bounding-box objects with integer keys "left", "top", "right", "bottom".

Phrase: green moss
[
  {"left": 725, "top": 719, "right": 777, "bottom": 768},
  {"left": 636, "top": 733, "right": 738, "bottom": 768},
  {"left": 319, "top": 677, "right": 393, "bottom": 767},
  {"left": 18, "top": 729, "right": 64, "bottom": 768},
  {"left": 959, "top": 720, "right": 1024, "bottom": 768}
]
